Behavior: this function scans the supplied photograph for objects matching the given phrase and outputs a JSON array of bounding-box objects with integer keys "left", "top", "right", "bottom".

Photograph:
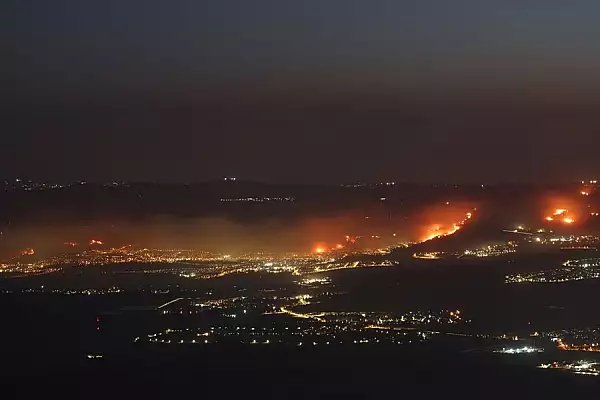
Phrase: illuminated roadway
[
  {"left": 279, "top": 306, "right": 327, "bottom": 323},
  {"left": 157, "top": 297, "right": 184, "bottom": 309}
]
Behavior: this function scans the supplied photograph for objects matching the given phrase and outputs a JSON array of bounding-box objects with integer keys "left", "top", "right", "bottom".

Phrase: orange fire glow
[
  {"left": 335, "top": 244, "right": 344, "bottom": 249},
  {"left": 64, "top": 242, "right": 78, "bottom": 247},
  {"left": 89, "top": 239, "right": 104, "bottom": 245},
  {"left": 544, "top": 203, "right": 581, "bottom": 224},
  {"left": 314, "top": 247, "right": 325, "bottom": 254},
  {"left": 542, "top": 193, "right": 585, "bottom": 226},
  {"left": 545, "top": 215, "right": 577, "bottom": 224},
  {"left": 418, "top": 211, "right": 470, "bottom": 243},
  {"left": 421, "top": 225, "right": 461, "bottom": 243},
  {"left": 20, "top": 248, "right": 35, "bottom": 256}
]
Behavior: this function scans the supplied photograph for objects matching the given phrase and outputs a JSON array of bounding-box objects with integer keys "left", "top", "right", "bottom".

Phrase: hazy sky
[{"left": 5, "top": 0, "right": 600, "bottom": 183}]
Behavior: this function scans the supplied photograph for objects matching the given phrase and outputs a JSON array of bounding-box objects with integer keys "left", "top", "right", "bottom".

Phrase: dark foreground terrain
[
  {"left": 2, "top": 296, "right": 597, "bottom": 400},
  {"left": 2, "top": 260, "right": 599, "bottom": 399},
  {"left": 3, "top": 345, "right": 598, "bottom": 399}
]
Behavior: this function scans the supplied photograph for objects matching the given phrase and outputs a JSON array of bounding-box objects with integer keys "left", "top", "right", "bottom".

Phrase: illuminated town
[
  {"left": 538, "top": 361, "right": 600, "bottom": 377},
  {"left": 1, "top": 178, "right": 599, "bottom": 390},
  {"left": 0, "top": 244, "right": 398, "bottom": 278},
  {"left": 413, "top": 242, "right": 517, "bottom": 260},
  {"left": 494, "top": 346, "right": 544, "bottom": 354},
  {"left": 546, "top": 328, "right": 600, "bottom": 353},
  {"left": 506, "top": 257, "right": 600, "bottom": 284},
  {"left": 138, "top": 295, "right": 468, "bottom": 347},
  {"left": 220, "top": 196, "right": 296, "bottom": 203}
]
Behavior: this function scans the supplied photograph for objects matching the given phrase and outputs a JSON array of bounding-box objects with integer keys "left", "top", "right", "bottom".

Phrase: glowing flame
[
  {"left": 581, "top": 191, "right": 589, "bottom": 196},
  {"left": 89, "top": 240, "right": 104, "bottom": 245},
  {"left": 419, "top": 211, "right": 470, "bottom": 243},
  {"left": 421, "top": 232, "right": 441, "bottom": 242},
  {"left": 335, "top": 244, "right": 344, "bottom": 249},
  {"left": 545, "top": 206, "right": 579, "bottom": 224},
  {"left": 20, "top": 248, "right": 35, "bottom": 256},
  {"left": 344, "top": 235, "right": 357, "bottom": 244},
  {"left": 314, "top": 247, "right": 325, "bottom": 254}
]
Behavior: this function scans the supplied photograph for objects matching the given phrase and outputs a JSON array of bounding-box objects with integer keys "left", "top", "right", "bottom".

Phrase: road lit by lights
[{"left": 279, "top": 306, "right": 327, "bottom": 323}]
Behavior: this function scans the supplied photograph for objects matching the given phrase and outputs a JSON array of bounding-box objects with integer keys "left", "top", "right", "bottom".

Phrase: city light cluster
[
  {"left": 296, "top": 277, "right": 332, "bottom": 287},
  {"left": 549, "top": 328, "right": 600, "bottom": 353},
  {"left": 220, "top": 197, "right": 295, "bottom": 202},
  {"left": 3, "top": 245, "right": 384, "bottom": 278},
  {"left": 462, "top": 242, "right": 517, "bottom": 258},
  {"left": 413, "top": 252, "right": 444, "bottom": 260},
  {"left": 538, "top": 361, "right": 599, "bottom": 376},
  {"left": 494, "top": 346, "right": 544, "bottom": 354},
  {"left": 529, "top": 234, "right": 600, "bottom": 247},
  {"left": 506, "top": 258, "right": 600, "bottom": 284},
  {"left": 137, "top": 295, "right": 469, "bottom": 348},
  {"left": 413, "top": 242, "right": 517, "bottom": 260}
]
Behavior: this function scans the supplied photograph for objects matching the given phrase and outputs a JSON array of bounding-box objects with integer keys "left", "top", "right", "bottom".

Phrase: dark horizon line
[{"left": 3, "top": 177, "right": 593, "bottom": 187}]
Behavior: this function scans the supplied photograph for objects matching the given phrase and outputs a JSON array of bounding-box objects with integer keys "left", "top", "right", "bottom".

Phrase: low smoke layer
[{"left": 1, "top": 202, "right": 477, "bottom": 258}]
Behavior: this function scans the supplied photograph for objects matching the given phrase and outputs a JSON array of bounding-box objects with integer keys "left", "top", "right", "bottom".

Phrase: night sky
[{"left": 5, "top": 0, "right": 600, "bottom": 183}]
